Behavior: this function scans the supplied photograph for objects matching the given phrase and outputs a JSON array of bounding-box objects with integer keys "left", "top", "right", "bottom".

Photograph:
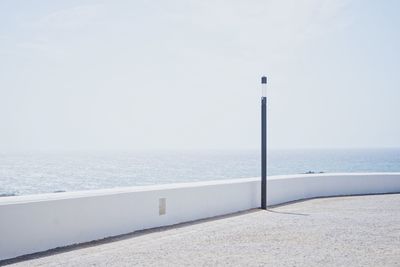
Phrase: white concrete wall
[
  {"left": 1, "top": 173, "right": 400, "bottom": 261},
  {"left": 0, "top": 178, "right": 260, "bottom": 261},
  {"left": 267, "top": 173, "right": 400, "bottom": 205}
]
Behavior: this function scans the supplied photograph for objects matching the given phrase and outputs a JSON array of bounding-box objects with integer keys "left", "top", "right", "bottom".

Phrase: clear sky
[{"left": 0, "top": 0, "right": 399, "bottom": 151}]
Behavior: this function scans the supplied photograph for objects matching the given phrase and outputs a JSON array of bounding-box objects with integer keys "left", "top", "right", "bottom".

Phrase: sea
[{"left": 1, "top": 148, "right": 400, "bottom": 197}]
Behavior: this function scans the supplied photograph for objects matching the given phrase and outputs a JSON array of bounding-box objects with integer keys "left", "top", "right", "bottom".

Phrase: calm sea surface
[{"left": 1, "top": 149, "right": 400, "bottom": 196}]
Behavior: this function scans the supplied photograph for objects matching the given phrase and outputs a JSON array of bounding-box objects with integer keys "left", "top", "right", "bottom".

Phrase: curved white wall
[
  {"left": 0, "top": 172, "right": 399, "bottom": 261},
  {"left": 267, "top": 173, "right": 400, "bottom": 205}
]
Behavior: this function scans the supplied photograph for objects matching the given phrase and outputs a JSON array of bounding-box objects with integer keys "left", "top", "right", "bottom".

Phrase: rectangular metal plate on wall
[{"left": 159, "top": 198, "right": 166, "bottom": 215}]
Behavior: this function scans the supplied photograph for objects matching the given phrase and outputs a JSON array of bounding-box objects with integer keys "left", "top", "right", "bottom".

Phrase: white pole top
[{"left": 261, "top": 76, "right": 267, "bottom": 97}]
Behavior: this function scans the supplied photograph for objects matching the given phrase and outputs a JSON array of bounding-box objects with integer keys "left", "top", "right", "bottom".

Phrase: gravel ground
[{"left": 3, "top": 194, "right": 400, "bottom": 267}]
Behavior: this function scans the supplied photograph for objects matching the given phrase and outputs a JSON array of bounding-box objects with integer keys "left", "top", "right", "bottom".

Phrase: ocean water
[{"left": 0, "top": 149, "right": 399, "bottom": 196}]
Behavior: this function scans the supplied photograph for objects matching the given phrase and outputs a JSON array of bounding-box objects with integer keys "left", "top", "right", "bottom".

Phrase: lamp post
[{"left": 261, "top": 76, "right": 267, "bottom": 210}]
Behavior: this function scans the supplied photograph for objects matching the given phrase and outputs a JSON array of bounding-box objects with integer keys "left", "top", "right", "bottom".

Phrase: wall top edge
[
  {"left": 0, "top": 177, "right": 259, "bottom": 205},
  {"left": 1, "top": 172, "right": 399, "bottom": 205}
]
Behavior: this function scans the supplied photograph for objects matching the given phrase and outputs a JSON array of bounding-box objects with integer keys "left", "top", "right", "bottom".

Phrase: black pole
[{"left": 261, "top": 76, "right": 267, "bottom": 210}]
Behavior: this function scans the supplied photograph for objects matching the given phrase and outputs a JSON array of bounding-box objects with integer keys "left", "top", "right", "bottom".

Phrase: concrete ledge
[
  {"left": 1, "top": 172, "right": 400, "bottom": 261},
  {"left": 268, "top": 172, "right": 400, "bottom": 205}
]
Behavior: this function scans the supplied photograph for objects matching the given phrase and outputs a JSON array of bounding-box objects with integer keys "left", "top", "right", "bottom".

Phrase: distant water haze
[
  {"left": 1, "top": 1, "right": 400, "bottom": 152},
  {"left": 1, "top": 148, "right": 399, "bottom": 196}
]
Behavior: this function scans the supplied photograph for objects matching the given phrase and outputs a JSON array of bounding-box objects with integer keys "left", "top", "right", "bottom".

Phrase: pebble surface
[{"left": 4, "top": 194, "right": 400, "bottom": 267}]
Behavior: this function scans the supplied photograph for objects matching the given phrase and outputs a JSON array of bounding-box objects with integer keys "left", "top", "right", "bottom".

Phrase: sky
[{"left": 0, "top": 0, "right": 399, "bottom": 151}]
